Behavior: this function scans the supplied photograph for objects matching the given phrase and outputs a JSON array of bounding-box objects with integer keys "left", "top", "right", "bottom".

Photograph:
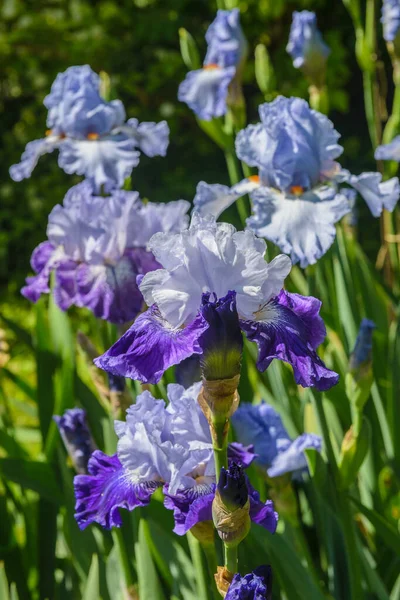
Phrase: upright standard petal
[
  {"left": 94, "top": 306, "right": 209, "bottom": 384},
  {"left": 267, "top": 433, "right": 322, "bottom": 478},
  {"left": 178, "top": 66, "right": 236, "bottom": 121},
  {"left": 204, "top": 8, "right": 246, "bottom": 68},
  {"left": 74, "top": 451, "right": 159, "bottom": 529},
  {"left": 346, "top": 172, "right": 400, "bottom": 217},
  {"left": 247, "top": 186, "right": 350, "bottom": 268},
  {"left": 241, "top": 290, "right": 339, "bottom": 390},
  {"left": 287, "top": 11, "right": 330, "bottom": 80},
  {"left": 58, "top": 136, "right": 140, "bottom": 193},
  {"left": 194, "top": 178, "right": 261, "bottom": 218},
  {"left": 10, "top": 136, "right": 61, "bottom": 182},
  {"left": 124, "top": 118, "right": 170, "bottom": 157}
]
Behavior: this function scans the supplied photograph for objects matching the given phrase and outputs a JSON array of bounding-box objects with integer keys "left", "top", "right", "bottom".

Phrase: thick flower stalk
[
  {"left": 54, "top": 408, "right": 96, "bottom": 474},
  {"left": 194, "top": 96, "right": 400, "bottom": 268},
  {"left": 22, "top": 181, "right": 189, "bottom": 323},
  {"left": 178, "top": 9, "right": 247, "bottom": 121},
  {"left": 10, "top": 65, "right": 169, "bottom": 191}
]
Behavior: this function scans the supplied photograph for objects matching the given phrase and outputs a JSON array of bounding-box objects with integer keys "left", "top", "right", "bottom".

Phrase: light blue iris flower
[{"left": 10, "top": 65, "right": 169, "bottom": 192}]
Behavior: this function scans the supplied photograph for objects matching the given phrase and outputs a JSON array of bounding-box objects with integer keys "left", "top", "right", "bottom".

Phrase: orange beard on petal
[
  {"left": 290, "top": 186, "right": 304, "bottom": 196},
  {"left": 87, "top": 133, "right": 100, "bottom": 140},
  {"left": 203, "top": 63, "right": 219, "bottom": 70},
  {"left": 248, "top": 175, "right": 260, "bottom": 184}
]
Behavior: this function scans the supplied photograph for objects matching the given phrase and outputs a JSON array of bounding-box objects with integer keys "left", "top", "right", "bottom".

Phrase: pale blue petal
[{"left": 9, "top": 136, "right": 61, "bottom": 181}]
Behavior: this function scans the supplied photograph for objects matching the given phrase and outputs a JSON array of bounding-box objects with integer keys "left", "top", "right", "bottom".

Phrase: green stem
[
  {"left": 112, "top": 528, "right": 135, "bottom": 589},
  {"left": 312, "top": 392, "right": 339, "bottom": 481},
  {"left": 187, "top": 532, "right": 210, "bottom": 600},
  {"left": 224, "top": 545, "right": 238, "bottom": 573},
  {"left": 224, "top": 148, "right": 247, "bottom": 225},
  {"left": 202, "top": 543, "right": 220, "bottom": 600},
  {"left": 213, "top": 429, "right": 228, "bottom": 483}
]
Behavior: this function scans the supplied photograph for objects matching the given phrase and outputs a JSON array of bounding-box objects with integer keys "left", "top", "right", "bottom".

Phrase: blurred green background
[{"left": 0, "top": 0, "right": 382, "bottom": 300}]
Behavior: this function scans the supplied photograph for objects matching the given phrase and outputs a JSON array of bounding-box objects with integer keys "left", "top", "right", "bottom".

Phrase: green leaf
[
  {"left": 350, "top": 497, "right": 400, "bottom": 555},
  {"left": 135, "top": 520, "right": 165, "bottom": 600},
  {"left": 1, "top": 368, "right": 36, "bottom": 402},
  {"left": 0, "top": 563, "right": 10, "bottom": 600},
  {"left": 82, "top": 555, "right": 99, "bottom": 600},
  {"left": 0, "top": 458, "right": 63, "bottom": 504},
  {"left": 0, "top": 313, "right": 33, "bottom": 349}
]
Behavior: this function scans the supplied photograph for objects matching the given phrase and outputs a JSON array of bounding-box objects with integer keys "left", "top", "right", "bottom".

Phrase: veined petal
[
  {"left": 228, "top": 442, "right": 257, "bottom": 468},
  {"left": 58, "top": 136, "right": 140, "bottom": 193},
  {"left": 194, "top": 178, "right": 261, "bottom": 218},
  {"left": 375, "top": 136, "right": 400, "bottom": 161},
  {"left": 74, "top": 451, "right": 160, "bottom": 530},
  {"left": 241, "top": 290, "right": 339, "bottom": 390},
  {"left": 21, "top": 242, "right": 71, "bottom": 304},
  {"left": 94, "top": 305, "right": 209, "bottom": 384},
  {"left": 178, "top": 66, "right": 236, "bottom": 121},
  {"left": 164, "top": 483, "right": 215, "bottom": 535},
  {"left": 247, "top": 185, "right": 350, "bottom": 268},
  {"left": 124, "top": 118, "right": 170, "bottom": 157},
  {"left": 346, "top": 171, "right": 400, "bottom": 217},
  {"left": 10, "top": 136, "right": 61, "bottom": 182},
  {"left": 248, "top": 484, "right": 278, "bottom": 533},
  {"left": 267, "top": 433, "right": 321, "bottom": 478}
]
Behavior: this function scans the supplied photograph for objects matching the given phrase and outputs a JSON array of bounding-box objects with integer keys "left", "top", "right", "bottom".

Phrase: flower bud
[
  {"left": 54, "top": 408, "right": 96, "bottom": 474},
  {"left": 225, "top": 565, "right": 272, "bottom": 600},
  {"left": 346, "top": 319, "right": 375, "bottom": 414},
  {"left": 255, "top": 44, "right": 276, "bottom": 96},
  {"left": 338, "top": 418, "right": 371, "bottom": 489},
  {"left": 212, "top": 464, "right": 251, "bottom": 547},
  {"left": 179, "top": 28, "right": 201, "bottom": 70}
]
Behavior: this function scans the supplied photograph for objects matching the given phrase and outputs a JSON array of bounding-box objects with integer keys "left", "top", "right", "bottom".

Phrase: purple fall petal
[
  {"left": 228, "top": 442, "right": 257, "bottom": 468},
  {"left": 248, "top": 484, "right": 278, "bottom": 534},
  {"left": 241, "top": 290, "right": 338, "bottom": 391},
  {"left": 74, "top": 451, "right": 159, "bottom": 530},
  {"left": 163, "top": 484, "right": 215, "bottom": 535},
  {"left": 94, "top": 305, "right": 209, "bottom": 384}
]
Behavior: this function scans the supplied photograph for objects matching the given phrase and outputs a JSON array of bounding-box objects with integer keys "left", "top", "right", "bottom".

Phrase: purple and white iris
[
  {"left": 194, "top": 96, "right": 400, "bottom": 268},
  {"left": 231, "top": 402, "right": 321, "bottom": 478},
  {"left": 74, "top": 382, "right": 275, "bottom": 535},
  {"left": 22, "top": 181, "right": 189, "bottom": 323},
  {"left": 178, "top": 9, "right": 246, "bottom": 120},
  {"left": 95, "top": 213, "right": 338, "bottom": 390},
  {"left": 10, "top": 65, "right": 169, "bottom": 192},
  {"left": 287, "top": 11, "right": 330, "bottom": 84},
  {"left": 381, "top": 0, "right": 400, "bottom": 42}
]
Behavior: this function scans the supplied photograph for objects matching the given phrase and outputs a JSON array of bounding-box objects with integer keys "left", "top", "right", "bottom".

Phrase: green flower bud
[
  {"left": 179, "top": 28, "right": 201, "bottom": 70},
  {"left": 338, "top": 418, "right": 371, "bottom": 489},
  {"left": 255, "top": 44, "right": 275, "bottom": 96}
]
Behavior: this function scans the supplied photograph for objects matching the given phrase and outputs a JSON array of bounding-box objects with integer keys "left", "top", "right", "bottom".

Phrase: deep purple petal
[
  {"left": 228, "top": 442, "right": 257, "bottom": 468},
  {"left": 94, "top": 305, "right": 209, "bottom": 384},
  {"left": 226, "top": 565, "right": 272, "bottom": 600},
  {"left": 248, "top": 484, "right": 278, "bottom": 534},
  {"left": 53, "top": 258, "right": 79, "bottom": 310},
  {"left": 74, "top": 450, "right": 159, "bottom": 530},
  {"left": 163, "top": 483, "right": 215, "bottom": 535},
  {"left": 21, "top": 242, "right": 59, "bottom": 303},
  {"left": 241, "top": 290, "right": 339, "bottom": 391}
]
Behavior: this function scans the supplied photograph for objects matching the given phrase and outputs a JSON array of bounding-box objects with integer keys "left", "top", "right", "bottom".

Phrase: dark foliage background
[{"left": 0, "top": 0, "right": 383, "bottom": 298}]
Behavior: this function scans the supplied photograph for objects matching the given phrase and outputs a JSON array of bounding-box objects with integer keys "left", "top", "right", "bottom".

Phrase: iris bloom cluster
[
  {"left": 194, "top": 96, "right": 400, "bottom": 268},
  {"left": 10, "top": 65, "right": 169, "bottom": 192},
  {"left": 178, "top": 9, "right": 246, "bottom": 120},
  {"left": 74, "top": 382, "right": 277, "bottom": 536},
  {"left": 23, "top": 181, "right": 189, "bottom": 323}
]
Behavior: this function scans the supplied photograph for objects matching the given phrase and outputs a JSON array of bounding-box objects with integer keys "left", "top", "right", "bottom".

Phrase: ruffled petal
[
  {"left": 74, "top": 451, "right": 160, "bottom": 530},
  {"left": 163, "top": 484, "right": 215, "bottom": 535},
  {"left": 375, "top": 136, "right": 400, "bottom": 162},
  {"left": 267, "top": 433, "right": 322, "bottom": 478},
  {"left": 94, "top": 305, "right": 209, "bottom": 384},
  {"left": 21, "top": 242, "right": 63, "bottom": 303},
  {"left": 178, "top": 66, "right": 236, "bottom": 121},
  {"left": 228, "top": 442, "right": 257, "bottom": 468},
  {"left": 248, "top": 484, "right": 278, "bottom": 533},
  {"left": 193, "top": 178, "right": 261, "bottom": 218},
  {"left": 247, "top": 186, "right": 350, "bottom": 268},
  {"left": 58, "top": 136, "right": 140, "bottom": 193},
  {"left": 124, "top": 118, "right": 170, "bottom": 157},
  {"left": 10, "top": 136, "right": 61, "bottom": 182},
  {"left": 345, "top": 171, "right": 400, "bottom": 217},
  {"left": 240, "top": 290, "right": 339, "bottom": 390},
  {"left": 53, "top": 258, "right": 79, "bottom": 310}
]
